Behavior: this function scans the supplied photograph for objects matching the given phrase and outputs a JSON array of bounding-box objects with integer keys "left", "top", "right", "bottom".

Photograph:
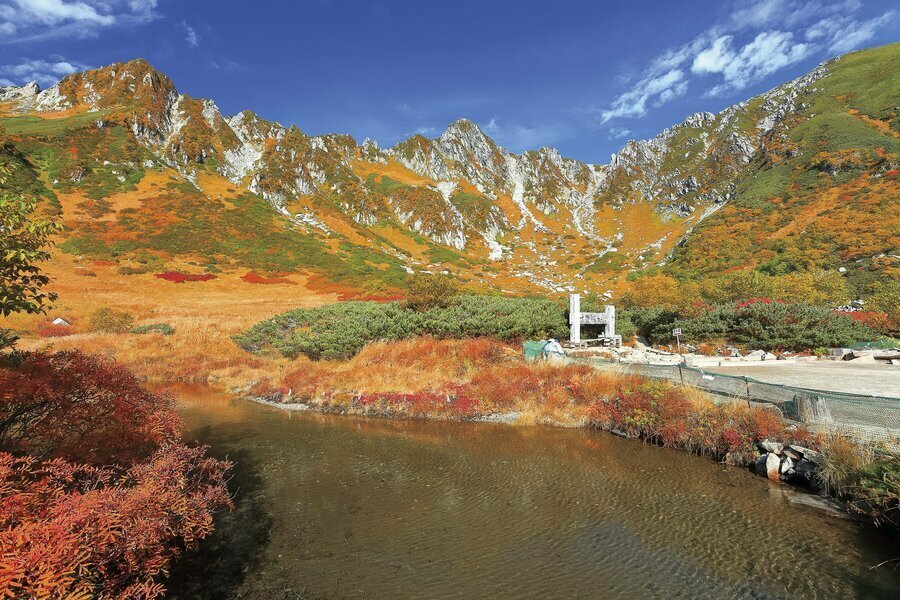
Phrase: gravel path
[{"left": 706, "top": 362, "right": 900, "bottom": 398}]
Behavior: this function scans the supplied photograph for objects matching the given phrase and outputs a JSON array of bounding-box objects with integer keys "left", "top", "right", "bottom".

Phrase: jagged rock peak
[
  {"left": 0, "top": 81, "right": 40, "bottom": 102},
  {"left": 438, "top": 117, "right": 497, "bottom": 146},
  {"left": 441, "top": 117, "right": 482, "bottom": 134}
]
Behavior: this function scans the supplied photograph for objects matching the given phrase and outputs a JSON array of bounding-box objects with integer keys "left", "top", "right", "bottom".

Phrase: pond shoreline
[{"left": 242, "top": 392, "right": 859, "bottom": 524}]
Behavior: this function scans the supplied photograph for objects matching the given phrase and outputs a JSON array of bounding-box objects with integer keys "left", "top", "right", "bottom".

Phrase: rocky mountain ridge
[
  {"left": 1, "top": 44, "right": 896, "bottom": 294},
  {"left": 0, "top": 56, "right": 826, "bottom": 228}
]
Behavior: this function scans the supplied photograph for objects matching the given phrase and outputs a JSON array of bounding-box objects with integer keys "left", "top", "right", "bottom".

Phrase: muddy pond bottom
[{"left": 165, "top": 385, "right": 898, "bottom": 599}]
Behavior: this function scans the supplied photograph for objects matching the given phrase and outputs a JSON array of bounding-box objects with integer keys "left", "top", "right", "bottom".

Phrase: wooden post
[{"left": 569, "top": 294, "right": 581, "bottom": 344}]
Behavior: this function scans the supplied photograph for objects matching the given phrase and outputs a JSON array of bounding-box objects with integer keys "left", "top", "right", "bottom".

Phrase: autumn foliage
[
  {"left": 154, "top": 271, "right": 217, "bottom": 284},
  {"left": 241, "top": 271, "right": 296, "bottom": 285},
  {"left": 0, "top": 351, "right": 232, "bottom": 598},
  {"left": 261, "top": 337, "right": 801, "bottom": 462},
  {"left": 35, "top": 320, "right": 74, "bottom": 338}
]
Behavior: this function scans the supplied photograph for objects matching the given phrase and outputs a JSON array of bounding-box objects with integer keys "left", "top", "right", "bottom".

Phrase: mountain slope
[{"left": 0, "top": 44, "right": 897, "bottom": 296}]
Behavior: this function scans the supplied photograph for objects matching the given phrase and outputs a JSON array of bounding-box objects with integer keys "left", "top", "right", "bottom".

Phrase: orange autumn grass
[
  {"left": 5, "top": 251, "right": 341, "bottom": 387},
  {"left": 252, "top": 337, "right": 805, "bottom": 462}
]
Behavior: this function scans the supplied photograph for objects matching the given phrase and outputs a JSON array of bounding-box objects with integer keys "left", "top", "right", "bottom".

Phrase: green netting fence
[{"left": 565, "top": 356, "right": 900, "bottom": 449}]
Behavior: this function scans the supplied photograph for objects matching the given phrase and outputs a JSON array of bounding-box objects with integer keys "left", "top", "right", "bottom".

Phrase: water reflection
[{"left": 164, "top": 385, "right": 899, "bottom": 599}]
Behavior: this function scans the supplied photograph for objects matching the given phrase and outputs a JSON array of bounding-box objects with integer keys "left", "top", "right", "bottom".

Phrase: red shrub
[
  {"left": 0, "top": 351, "right": 232, "bottom": 598},
  {"left": 241, "top": 271, "right": 296, "bottom": 285},
  {"left": 36, "top": 322, "right": 74, "bottom": 338},
  {"left": 840, "top": 310, "right": 893, "bottom": 334},
  {"left": 735, "top": 298, "right": 784, "bottom": 309},
  {"left": 0, "top": 351, "right": 179, "bottom": 465},
  {"left": 468, "top": 364, "right": 542, "bottom": 409},
  {"left": 154, "top": 272, "right": 216, "bottom": 284},
  {"left": 454, "top": 338, "right": 506, "bottom": 365},
  {"left": 356, "top": 385, "right": 479, "bottom": 416},
  {"left": 752, "top": 406, "right": 786, "bottom": 440},
  {"left": 0, "top": 446, "right": 231, "bottom": 599},
  {"left": 721, "top": 427, "right": 744, "bottom": 448}
]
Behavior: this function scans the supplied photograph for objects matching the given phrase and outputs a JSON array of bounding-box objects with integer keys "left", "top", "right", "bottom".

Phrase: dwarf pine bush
[
  {"left": 637, "top": 301, "right": 874, "bottom": 351},
  {"left": 234, "top": 295, "right": 568, "bottom": 360}
]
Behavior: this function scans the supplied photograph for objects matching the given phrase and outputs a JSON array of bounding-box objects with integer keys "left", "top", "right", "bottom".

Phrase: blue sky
[{"left": 0, "top": 0, "right": 897, "bottom": 164}]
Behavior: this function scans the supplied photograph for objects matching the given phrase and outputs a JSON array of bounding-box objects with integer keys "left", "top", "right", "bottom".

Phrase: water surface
[{"left": 166, "top": 385, "right": 898, "bottom": 599}]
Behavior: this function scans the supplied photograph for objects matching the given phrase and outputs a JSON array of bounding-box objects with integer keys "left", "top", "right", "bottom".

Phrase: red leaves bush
[
  {"left": 1, "top": 351, "right": 178, "bottom": 464},
  {"left": 585, "top": 377, "right": 794, "bottom": 459},
  {"left": 154, "top": 272, "right": 216, "bottom": 284},
  {"left": 0, "top": 446, "right": 231, "bottom": 599},
  {"left": 358, "top": 386, "right": 478, "bottom": 416},
  {"left": 241, "top": 271, "right": 295, "bottom": 285},
  {"left": 35, "top": 321, "right": 73, "bottom": 338},
  {"left": 840, "top": 310, "right": 894, "bottom": 335},
  {"left": 0, "top": 351, "right": 232, "bottom": 598},
  {"left": 735, "top": 297, "right": 782, "bottom": 309}
]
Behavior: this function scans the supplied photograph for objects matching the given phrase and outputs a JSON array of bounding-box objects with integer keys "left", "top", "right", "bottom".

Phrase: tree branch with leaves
[{"left": 0, "top": 166, "right": 61, "bottom": 349}]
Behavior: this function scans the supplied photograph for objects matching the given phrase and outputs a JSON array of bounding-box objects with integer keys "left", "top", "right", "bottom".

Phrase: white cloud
[
  {"left": 697, "top": 30, "right": 813, "bottom": 96},
  {"left": 726, "top": 0, "right": 784, "bottom": 30},
  {"left": 0, "top": 0, "right": 157, "bottom": 43},
  {"left": 820, "top": 10, "right": 896, "bottom": 53},
  {"left": 596, "top": 0, "right": 893, "bottom": 123},
  {"left": 484, "top": 117, "right": 499, "bottom": 133},
  {"left": 607, "top": 127, "right": 632, "bottom": 140},
  {"left": 691, "top": 36, "right": 733, "bottom": 74},
  {"left": 599, "top": 69, "right": 686, "bottom": 123},
  {"left": 657, "top": 79, "right": 688, "bottom": 104},
  {"left": 14, "top": 0, "right": 113, "bottom": 25},
  {"left": 127, "top": 0, "right": 156, "bottom": 15},
  {"left": 181, "top": 20, "right": 199, "bottom": 47},
  {"left": 0, "top": 57, "right": 87, "bottom": 86}
]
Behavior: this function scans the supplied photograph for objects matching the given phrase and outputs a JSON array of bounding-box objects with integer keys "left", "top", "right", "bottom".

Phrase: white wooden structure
[{"left": 568, "top": 294, "right": 621, "bottom": 347}]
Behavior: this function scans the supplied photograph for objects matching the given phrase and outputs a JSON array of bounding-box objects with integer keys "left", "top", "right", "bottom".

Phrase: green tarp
[{"left": 523, "top": 340, "right": 548, "bottom": 361}]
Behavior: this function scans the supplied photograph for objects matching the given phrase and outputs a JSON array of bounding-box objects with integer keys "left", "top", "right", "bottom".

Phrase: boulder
[
  {"left": 794, "top": 459, "right": 817, "bottom": 476},
  {"left": 783, "top": 447, "right": 803, "bottom": 461},
  {"left": 765, "top": 453, "right": 782, "bottom": 482},
  {"left": 744, "top": 350, "right": 766, "bottom": 361},
  {"left": 755, "top": 454, "right": 769, "bottom": 476},
  {"left": 780, "top": 456, "right": 795, "bottom": 475},
  {"left": 796, "top": 394, "right": 834, "bottom": 423},
  {"left": 851, "top": 354, "right": 877, "bottom": 363},
  {"left": 763, "top": 352, "right": 777, "bottom": 361},
  {"left": 794, "top": 459, "right": 820, "bottom": 488},
  {"left": 789, "top": 445, "right": 826, "bottom": 466},
  {"left": 760, "top": 439, "right": 783, "bottom": 455}
]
